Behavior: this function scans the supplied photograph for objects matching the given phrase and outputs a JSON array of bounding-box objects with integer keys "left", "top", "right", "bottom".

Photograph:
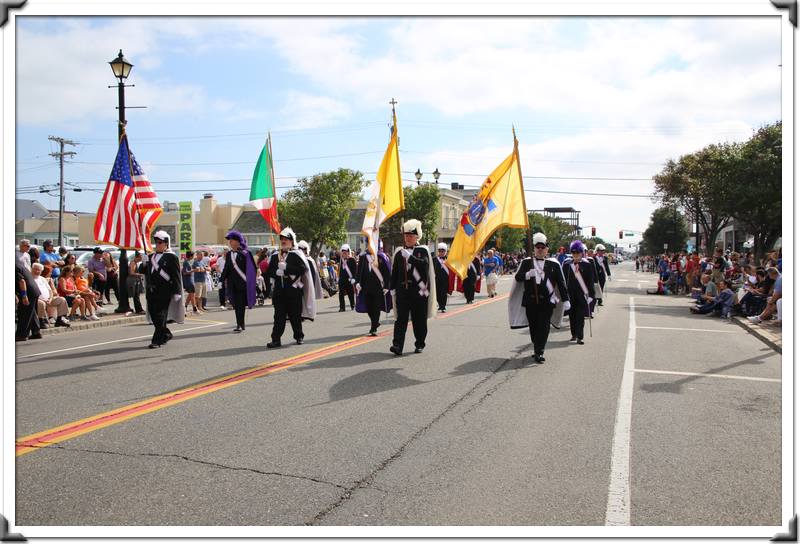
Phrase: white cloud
[{"left": 277, "top": 91, "right": 351, "bottom": 130}]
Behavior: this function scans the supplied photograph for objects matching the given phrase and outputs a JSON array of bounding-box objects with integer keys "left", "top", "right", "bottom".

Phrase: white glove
[
  {"left": 390, "top": 289, "right": 396, "bottom": 296},
  {"left": 355, "top": 284, "right": 362, "bottom": 294},
  {"left": 276, "top": 269, "right": 285, "bottom": 277},
  {"left": 401, "top": 249, "right": 412, "bottom": 259},
  {"left": 525, "top": 269, "right": 536, "bottom": 280},
  {"left": 173, "top": 294, "right": 181, "bottom": 302},
  {"left": 586, "top": 297, "right": 593, "bottom": 305},
  {"left": 563, "top": 301, "right": 571, "bottom": 311},
  {"left": 277, "top": 262, "right": 287, "bottom": 270},
  {"left": 383, "top": 289, "right": 389, "bottom": 296}
]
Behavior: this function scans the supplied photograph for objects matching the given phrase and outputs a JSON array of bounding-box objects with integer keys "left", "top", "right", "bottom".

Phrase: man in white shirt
[
  {"left": 16, "top": 239, "right": 32, "bottom": 271},
  {"left": 31, "top": 263, "right": 70, "bottom": 328}
]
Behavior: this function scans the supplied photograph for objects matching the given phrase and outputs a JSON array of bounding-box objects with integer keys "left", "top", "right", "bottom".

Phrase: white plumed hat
[
  {"left": 297, "top": 240, "right": 309, "bottom": 251},
  {"left": 403, "top": 219, "right": 422, "bottom": 236},
  {"left": 341, "top": 243, "right": 351, "bottom": 252},
  {"left": 533, "top": 232, "right": 547, "bottom": 245},
  {"left": 437, "top": 242, "right": 448, "bottom": 251},
  {"left": 279, "top": 227, "right": 296, "bottom": 245}
]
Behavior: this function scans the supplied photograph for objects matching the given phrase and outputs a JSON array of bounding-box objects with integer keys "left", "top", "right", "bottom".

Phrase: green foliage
[
  {"left": 723, "top": 122, "right": 781, "bottom": 259},
  {"left": 278, "top": 168, "right": 367, "bottom": 256},
  {"left": 653, "top": 120, "right": 781, "bottom": 258},
  {"left": 382, "top": 184, "right": 441, "bottom": 249},
  {"left": 527, "top": 212, "right": 575, "bottom": 253},
  {"left": 491, "top": 226, "right": 527, "bottom": 253},
  {"left": 641, "top": 205, "right": 689, "bottom": 255}
]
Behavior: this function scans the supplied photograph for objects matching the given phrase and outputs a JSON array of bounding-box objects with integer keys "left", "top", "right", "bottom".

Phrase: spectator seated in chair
[
  {"left": 32, "top": 263, "right": 70, "bottom": 328},
  {"left": 73, "top": 265, "right": 100, "bottom": 321},
  {"left": 748, "top": 268, "right": 782, "bottom": 325}
]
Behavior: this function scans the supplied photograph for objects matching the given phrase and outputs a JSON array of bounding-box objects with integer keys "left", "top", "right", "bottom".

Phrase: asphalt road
[{"left": 13, "top": 262, "right": 782, "bottom": 529}]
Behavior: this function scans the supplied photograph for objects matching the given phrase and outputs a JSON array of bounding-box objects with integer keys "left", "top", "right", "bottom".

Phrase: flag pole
[{"left": 267, "top": 131, "right": 281, "bottom": 236}]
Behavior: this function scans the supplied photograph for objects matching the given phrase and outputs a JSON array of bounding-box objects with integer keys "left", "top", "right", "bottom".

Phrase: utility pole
[{"left": 48, "top": 136, "right": 77, "bottom": 247}]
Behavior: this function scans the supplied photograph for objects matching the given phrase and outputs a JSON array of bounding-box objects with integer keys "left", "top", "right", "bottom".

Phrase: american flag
[{"left": 93, "top": 134, "right": 162, "bottom": 251}]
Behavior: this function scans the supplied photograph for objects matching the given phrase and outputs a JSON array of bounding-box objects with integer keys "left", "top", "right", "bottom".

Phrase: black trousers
[
  {"left": 104, "top": 273, "right": 119, "bottom": 302},
  {"left": 568, "top": 296, "right": 589, "bottom": 340},
  {"left": 393, "top": 294, "right": 428, "bottom": 351},
  {"left": 525, "top": 302, "right": 554, "bottom": 355},
  {"left": 463, "top": 279, "right": 476, "bottom": 303},
  {"left": 16, "top": 295, "right": 40, "bottom": 338},
  {"left": 228, "top": 282, "right": 248, "bottom": 329},
  {"left": 436, "top": 282, "right": 448, "bottom": 310},
  {"left": 272, "top": 292, "right": 303, "bottom": 342},
  {"left": 364, "top": 291, "right": 383, "bottom": 331},
  {"left": 219, "top": 284, "right": 226, "bottom": 306},
  {"left": 339, "top": 283, "right": 355, "bottom": 310},
  {"left": 147, "top": 293, "right": 171, "bottom": 345}
]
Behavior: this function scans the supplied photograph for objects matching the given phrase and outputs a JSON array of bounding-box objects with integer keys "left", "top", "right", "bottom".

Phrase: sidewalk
[{"left": 733, "top": 315, "right": 782, "bottom": 353}]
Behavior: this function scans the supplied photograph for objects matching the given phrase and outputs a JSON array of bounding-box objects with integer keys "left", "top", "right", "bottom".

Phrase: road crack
[
  {"left": 24, "top": 443, "right": 347, "bottom": 490},
  {"left": 306, "top": 346, "right": 527, "bottom": 525}
]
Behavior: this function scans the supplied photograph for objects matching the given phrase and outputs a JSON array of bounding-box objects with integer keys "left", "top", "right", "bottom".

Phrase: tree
[
  {"left": 723, "top": 122, "right": 781, "bottom": 260},
  {"left": 527, "top": 212, "right": 575, "bottom": 253},
  {"left": 277, "top": 168, "right": 367, "bottom": 256},
  {"left": 491, "top": 226, "right": 527, "bottom": 253},
  {"left": 653, "top": 143, "right": 738, "bottom": 253},
  {"left": 641, "top": 205, "right": 689, "bottom": 255},
  {"left": 382, "top": 184, "right": 441, "bottom": 250}
]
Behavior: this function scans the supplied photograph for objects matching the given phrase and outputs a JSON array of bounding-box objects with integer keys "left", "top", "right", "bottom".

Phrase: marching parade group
[{"left": 139, "top": 218, "right": 611, "bottom": 362}]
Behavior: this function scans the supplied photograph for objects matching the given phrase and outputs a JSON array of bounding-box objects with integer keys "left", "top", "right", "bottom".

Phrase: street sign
[
  {"left": 625, "top": 232, "right": 634, "bottom": 237},
  {"left": 663, "top": 243, "right": 668, "bottom": 250}
]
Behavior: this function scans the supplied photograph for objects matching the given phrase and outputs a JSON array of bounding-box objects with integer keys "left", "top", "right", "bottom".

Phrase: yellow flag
[
  {"left": 446, "top": 133, "right": 529, "bottom": 279},
  {"left": 362, "top": 112, "right": 404, "bottom": 255}
]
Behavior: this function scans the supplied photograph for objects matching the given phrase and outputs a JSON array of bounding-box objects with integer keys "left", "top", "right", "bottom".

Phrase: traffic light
[{"left": 619, "top": 230, "right": 623, "bottom": 239}]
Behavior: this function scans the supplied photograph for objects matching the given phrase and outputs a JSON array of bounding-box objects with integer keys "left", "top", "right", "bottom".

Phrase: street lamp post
[
  {"left": 414, "top": 168, "right": 422, "bottom": 185},
  {"left": 432, "top": 168, "right": 440, "bottom": 184},
  {"left": 109, "top": 50, "right": 134, "bottom": 313}
]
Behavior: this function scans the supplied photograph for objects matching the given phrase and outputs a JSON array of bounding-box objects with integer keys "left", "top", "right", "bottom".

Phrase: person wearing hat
[
  {"left": 266, "top": 227, "right": 311, "bottom": 347},
  {"left": 355, "top": 241, "right": 392, "bottom": 336},
  {"left": 337, "top": 244, "right": 358, "bottom": 312},
  {"left": 297, "top": 240, "right": 323, "bottom": 301},
  {"left": 462, "top": 256, "right": 482, "bottom": 304},
  {"left": 389, "top": 219, "right": 437, "bottom": 355},
  {"left": 433, "top": 242, "right": 451, "bottom": 313},
  {"left": 144, "top": 231, "right": 182, "bottom": 348},
  {"left": 593, "top": 244, "right": 611, "bottom": 306},
  {"left": 219, "top": 230, "right": 257, "bottom": 332},
  {"left": 562, "top": 240, "right": 597, "bottom": 345},
  {"left": 509, "top": 232, "right": 569, "bottom": 363}
]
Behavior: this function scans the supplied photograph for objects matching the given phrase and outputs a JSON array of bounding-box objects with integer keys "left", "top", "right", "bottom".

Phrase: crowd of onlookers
[
  {"left": 637, "top": 247, "right": 782, "bottom": 326},
  {"left": 15, "top": 239, "right": 134, "bottom": 340}
]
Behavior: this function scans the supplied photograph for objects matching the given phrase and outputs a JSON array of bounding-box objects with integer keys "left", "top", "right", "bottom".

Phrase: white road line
[
  {"left": 636, "top": 326, "right": 737, "bottom": 333},
  {"left": 16, "top": 322, "right": 225, "bottom": 359},
  {"left": 633, "top": 369, "right": 781, "bottom": 383},
  {"left": 605, "top": 295, "right": 635, "bottom": 526}
]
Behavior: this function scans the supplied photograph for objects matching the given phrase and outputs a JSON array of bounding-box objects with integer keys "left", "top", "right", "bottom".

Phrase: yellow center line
[{"left": 17, "top": 294, "right": 508, "bottom": 457}]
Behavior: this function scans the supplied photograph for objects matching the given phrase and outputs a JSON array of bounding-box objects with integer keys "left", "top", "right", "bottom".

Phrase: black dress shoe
[
  {"left": 532, "top": 354, "right": 542, "bottom": 363},
  {"left": 29, "top": 333, "right": 43, "bottom": 340},
  {"left": 233, "top": 327, "right": 242, "bottom": 333},
  {"left": 389, "top": 345, "right": 402, "bottom": 356},
  {"left": 165, "top": 331, "right": 173, "bottom": 341},
  {"left": 414, "top": 346, "right": 424, "bottom": 353},
  {"left": 570, "top": 336, "right": 576, "bottom": 341},
  {"left": 267, "top": 341, "right": 281, "bottom": 349},
  {"left": 537, "top": 354, "right": 546, "bottom": 363},
  {"left": 368, "top": 330, "right": 377, "bottom": 337},
  {"left": 296, "top": 338, "right": 304, "bottom": 345},
  {"left": 339, "top": 308, "right": 346, "bottom": 312},
  {"left": 148, "top": 343, "right": 161, "bottom": 349},
  {"left": 576, "top": 339, "right": 585, "bottom": 345},
  {"left": 15, "top": 336, "right": 27, "bottom": 342}
]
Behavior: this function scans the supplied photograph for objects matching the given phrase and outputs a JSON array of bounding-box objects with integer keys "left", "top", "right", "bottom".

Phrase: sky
[{"left": 15, "top": 16, "right": 782, "bottom": 246}]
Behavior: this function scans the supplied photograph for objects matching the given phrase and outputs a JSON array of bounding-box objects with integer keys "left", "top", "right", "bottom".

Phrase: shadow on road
[
  {"left": 16, "top": 355, "right": 163, "bottom": 383},
  {"left": 307, "top": 367, "right": 428, "bottom": 406},
  {"left": 638, "top": 353, "right": 772, "bottom": 395}
]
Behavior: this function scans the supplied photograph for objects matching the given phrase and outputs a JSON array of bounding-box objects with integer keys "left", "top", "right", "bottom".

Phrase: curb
[
  {"left": 39, "top": 314, "right": 149, "bottom": 336},
  {"left": 732, "top": 316, "right": 782, "bottom": 354}
]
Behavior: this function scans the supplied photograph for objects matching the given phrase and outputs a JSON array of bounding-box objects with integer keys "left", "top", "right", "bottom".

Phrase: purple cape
[
  {"left": 355, "top": 251, "right": 393, "bottom": 313},
  {"left": 242, "top": 249, "right": 257, "bottom": 309}
]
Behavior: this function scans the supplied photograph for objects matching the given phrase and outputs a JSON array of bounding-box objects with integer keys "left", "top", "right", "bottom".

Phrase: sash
[
  {"left": 572, "top": 263, "right": 590, "bottom": 298},
  {"left": 468, "top": 262, "right": 477, "bottom": 277},
  {"left": 403, "top": 248, "right": 429, "bottom": 297},
  {"left": 230, "top": 252, "right": 247, "bottom": 282},
  {"left": 343, "top": 260, "right": 355, "bottom": 282},
  {"left": 367, "top": 254, "right": 385, "bottom": 286},
  {"left": 150, "top": 254, "right": 171, "bottom": 282}
]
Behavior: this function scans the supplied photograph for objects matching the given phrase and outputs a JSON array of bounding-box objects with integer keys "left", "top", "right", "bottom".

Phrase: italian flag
[{"left": 250, "top": 133, "right": 281, "bottom": 234}]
